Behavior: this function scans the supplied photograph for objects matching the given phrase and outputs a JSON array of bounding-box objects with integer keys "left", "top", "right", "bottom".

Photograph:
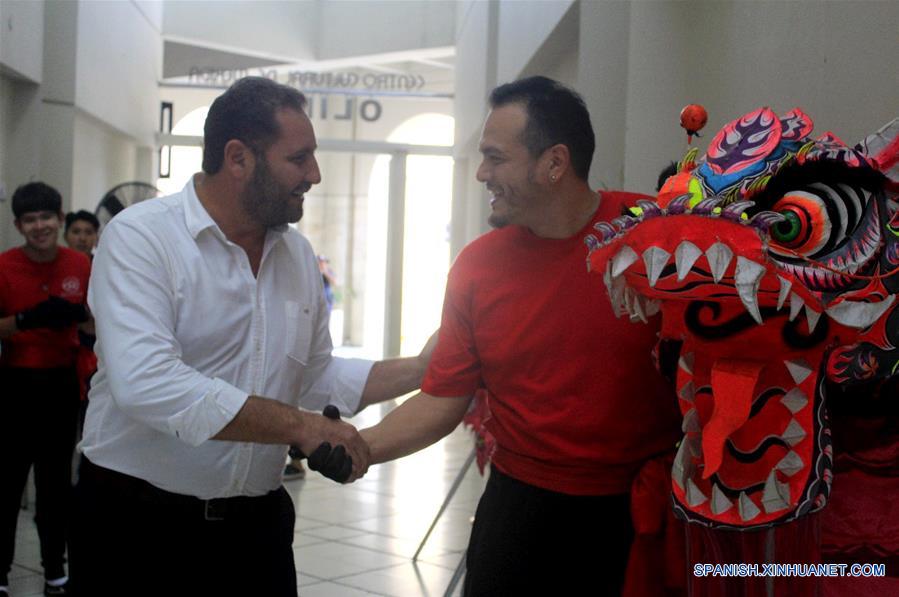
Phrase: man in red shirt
[
  {"left": 0, "top": 183, "right": 90, "bottom": 597},
  {"left": 360, "top": 77, "right": 682, "bottom": 595}
]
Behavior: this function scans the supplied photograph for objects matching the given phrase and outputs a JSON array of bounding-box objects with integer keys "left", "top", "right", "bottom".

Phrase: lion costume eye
[
  {"left": 769, "top": 191, "right": 830, "bottom": 256},
  {"left": 772, "top": 208, "right": 808, "bottom": 245},
  {"left": 767, "top": 183, "right": 867, "bottom": 260}
]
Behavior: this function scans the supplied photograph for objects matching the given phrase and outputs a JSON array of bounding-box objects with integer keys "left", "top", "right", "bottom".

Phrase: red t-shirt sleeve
[{"left": 422, "top": 253, "right": 482, "bottom": 398}]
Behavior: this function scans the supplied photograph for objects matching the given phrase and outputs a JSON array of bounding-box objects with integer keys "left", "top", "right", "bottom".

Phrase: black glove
[
  {"left": 293, "top": 405, "right": 354, "bottom": 483},
  {"left": 15, "top": 296, "right": 89, "bottom": 330},
  {"left": 307, "top": 442, "right": 353, "bottom": 484}
]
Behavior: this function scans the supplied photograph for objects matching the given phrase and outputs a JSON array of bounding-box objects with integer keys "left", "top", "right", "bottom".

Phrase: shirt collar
[
  {"left": 183, "top": 175, "right": 219, "bottom": 240},
  {"left": 182, "top": 174, "right": 290, "bottom": 245}
]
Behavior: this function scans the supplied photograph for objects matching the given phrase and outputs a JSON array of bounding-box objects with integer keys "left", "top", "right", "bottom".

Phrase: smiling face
[
  {"left": 65, "top": 219, "right": 98, "bottom": 255},
  {"left": 16, "top": 210, "right": 62, "bottom": 259},
  {"left": 476, "top": 103, "right": 543, "bottom": 229},
  {"left": 241, "top": 107, "right": 322, "bottom": 228}
]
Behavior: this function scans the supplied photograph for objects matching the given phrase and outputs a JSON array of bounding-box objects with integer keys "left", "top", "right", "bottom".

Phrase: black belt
[{"left": 80, "top": 457, "right": 280, "bottom": 521}]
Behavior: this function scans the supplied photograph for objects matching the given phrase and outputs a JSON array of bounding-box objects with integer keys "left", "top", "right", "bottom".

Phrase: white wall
[
  {"left": 76, "top": 0, "right": 160, "bottom": 145},
  {"left": 162, "top": 0, "right": 318, "bottom": 61},
  {"left": 452, "top": 0, "right": 499, "bottom": 249},
  {"left": 496, "top": 0, "right": 575, "bottom": 84},
  {"left": 0, "top": 0, "right": 44, "bottom": 83},
  {"left": 0, "top": 76, "right": 43, "bottom": 250},
  {"left": 518, "top": 5, "right": 578, "bottom": 88},
  {"left": 577, "top": 0, "right": 632, "bottom": 193},
  {"left": 134, "top": 0, "right": 163, "bottom": 32},
  {"left": 317, "top": 0, "right": 455, "bottom": 60},
  {"left": 72, "top": 111, "right": 139, "bottom": 212},
  {"left": 620, "top": 0, "right": 899, "bottom": 195}
]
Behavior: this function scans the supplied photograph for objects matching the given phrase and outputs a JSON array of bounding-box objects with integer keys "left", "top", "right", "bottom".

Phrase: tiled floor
[{"left": 9, "top": 400, "right": 488, "bottom": 596}]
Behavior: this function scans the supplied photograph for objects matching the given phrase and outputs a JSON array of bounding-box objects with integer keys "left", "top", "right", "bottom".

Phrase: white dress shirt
[{"left": 81, "top": 177, "right": 373, "bottom": 499}]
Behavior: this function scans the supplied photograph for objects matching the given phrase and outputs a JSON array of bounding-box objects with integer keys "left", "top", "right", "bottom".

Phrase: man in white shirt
[{"left": 69, "top": 77, "right": 431, "bottom": 597}]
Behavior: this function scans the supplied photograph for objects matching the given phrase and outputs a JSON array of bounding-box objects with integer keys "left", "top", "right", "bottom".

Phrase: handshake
[{"left": 291, "top": 405, "right": 369, "bottom": 484}]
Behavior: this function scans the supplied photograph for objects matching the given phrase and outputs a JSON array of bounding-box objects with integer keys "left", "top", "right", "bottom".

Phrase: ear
[
  {"left": 13, "top": 219, "right": 23, "bottom": 235},
  {"left": 543, "top": 143, "right": 571, "bottom": 183},
  {"left": 222, "top": 139, "right": 257, "bottom": 180}
]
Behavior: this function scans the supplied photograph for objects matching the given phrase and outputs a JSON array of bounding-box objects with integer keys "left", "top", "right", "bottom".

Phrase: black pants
[
  {"left": 0, "top": 367, "right": 79, "bottom": 585},
  {"left": 464, "top": 467, "right": 634, "bottom": 597},
  {"left": 70, "top": 458, "right": 297, "bottom": 597}
]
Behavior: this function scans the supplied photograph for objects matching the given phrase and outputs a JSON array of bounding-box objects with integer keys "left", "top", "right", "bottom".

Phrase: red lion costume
[{"left": 587, "top": 108, "right": 899, "bottom": 596}]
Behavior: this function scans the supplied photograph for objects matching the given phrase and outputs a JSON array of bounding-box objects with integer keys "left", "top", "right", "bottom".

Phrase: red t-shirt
[
  {"left": 423, "top": 191, "right": 682, "bottom": 495},
  {"left": 0, "top": 246, "right": 91, "bottom": 369}
]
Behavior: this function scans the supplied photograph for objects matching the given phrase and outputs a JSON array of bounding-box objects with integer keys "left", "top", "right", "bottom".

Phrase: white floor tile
[
  {"left": 304, "top": 525, "right": 369, "bottom": 541},
  {"left": 339, "top": 560, "right": 458, "bottom": 597},
  {"left": 294, "top": 541, "right": 405, "bottom": 579},
  {"left": 299, "top": 581, "right": 380, "bottom": 597}
]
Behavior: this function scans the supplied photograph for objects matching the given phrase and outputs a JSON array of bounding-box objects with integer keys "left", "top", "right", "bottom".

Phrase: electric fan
[{"left": 95, "top": 181, "right": 161, "bottom": 231}]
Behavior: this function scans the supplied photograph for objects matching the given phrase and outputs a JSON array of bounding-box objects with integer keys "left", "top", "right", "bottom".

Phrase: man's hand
[
  {"left": 294, "top": 405, "right": 370, "bottom": 483},
  {"left": 16, "top": 296, "right": 89, "bottom": 330}
]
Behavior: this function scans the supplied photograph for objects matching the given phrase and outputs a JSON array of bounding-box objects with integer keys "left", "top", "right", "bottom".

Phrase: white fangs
[
  {"left": 605, "top": 242, "right": 849, "bottom": 333},
  {"left": 682, "top": 408, "right": 701, "bottom": 433},
  {"left": 611, "top": 246, "right": 639, "bottom": 277},
  {"left": 776, "top": 450, "right": 804, "bottom": 477},
  {"left": 675, "top": 241, "right": 703, "bottom": 281},
  {"left": 706, "top": 242, "right": 734, "bottom": 283},
  {"left": 735, "top": 257, "right": 766, "bottom": 324},
  {"left": 738, "top": 492, "right": 761, "bottom": 521},
  {"left": 780, "top": 388, "right": 808, "bottom": 414},
  {"left": 784, "top": 359, "right": 814, "bottom": 384},
  {"left": 777, "top": 276, "right": 792, "bottom": 310},
  {"left": 643, "top": 246, "right": 671, "bottom": 287},
  {"left": 805, "top": 308, "right": 822, "bottom": 333},
  {"left": 781, "top": 419, "right": 806, "bottom": 447},
  {"left": 789, "top": 293, "right": 805, "bottom": 321},
  {"left": 672, "top": 440, "right": 693, "bottom": 489},
  {"left": 761, "top": 470, "right": 791, "bottom": 513},
  {"left": 629, "top": 289, "right": 647, "bottom": 323},
  {"left": 825, "top": 295, "right": 897, "bottom": 329},
  {"left": 685, "top": 478, "right": 708, "bottom": 507},
  {"left": 711, "top": 484, "right": 734, "bottom": 515}
]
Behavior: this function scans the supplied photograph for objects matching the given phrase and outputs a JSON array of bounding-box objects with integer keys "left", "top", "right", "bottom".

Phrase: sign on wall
[{"left": 185, "top": 67, "right": 438, "bottom": 123}]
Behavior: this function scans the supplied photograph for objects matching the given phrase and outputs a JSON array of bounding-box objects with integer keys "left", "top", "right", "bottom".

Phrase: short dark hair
[
  {"left": 202, "top": 77, "right": 308, "bottom": 174},
  {"left": 12, "top": 182, "right": 62, "bottom": 219},
  {"left": 489, "top": 76, "right": 595, "bottom": 180},
  {"left": 65, "top": 209, "right": 100, "bottom": 233}
]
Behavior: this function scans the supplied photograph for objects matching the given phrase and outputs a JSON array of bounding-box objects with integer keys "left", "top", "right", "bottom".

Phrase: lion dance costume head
[{"left": 587, "top": 107, "right": 898, "bottom": 530}]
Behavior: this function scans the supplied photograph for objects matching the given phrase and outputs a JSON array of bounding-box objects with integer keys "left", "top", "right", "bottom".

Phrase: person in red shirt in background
[
  {"left": 359, "top": 77, "right": 682, "bottom": 596},
  {"left": 63, "top": 211, "right": 100, "bottom": 431},
  {"left": 0, "top": 183, "right": 90, "bottom": 597}
]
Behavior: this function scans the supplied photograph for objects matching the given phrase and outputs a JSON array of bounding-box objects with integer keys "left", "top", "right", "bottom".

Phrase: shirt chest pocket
[{"left": 285, "top": 301, "right": 314, "bottom": 366}]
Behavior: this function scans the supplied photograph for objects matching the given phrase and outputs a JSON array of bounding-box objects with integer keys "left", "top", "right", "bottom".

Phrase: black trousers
[
  {"left": 464, "top": 467, "right": 634, "bottom": 597},
  {"left": 0, "top": 366, "right": 79, "bottom": 585},
  {"left": 70, "top": 458, "right": 297, "bottom": 597}
]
